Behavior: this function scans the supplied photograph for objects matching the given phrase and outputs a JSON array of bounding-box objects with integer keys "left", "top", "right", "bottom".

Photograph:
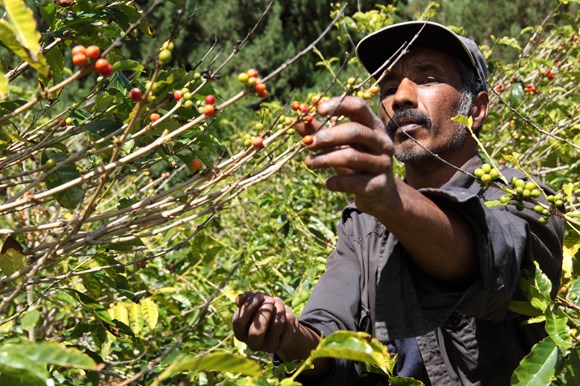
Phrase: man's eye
[
  {"left": 421, "top": 77, "right": 439, "bottom": 84},
  {"left": 381, "top": 87, "right": 397, "bottom": 97}
]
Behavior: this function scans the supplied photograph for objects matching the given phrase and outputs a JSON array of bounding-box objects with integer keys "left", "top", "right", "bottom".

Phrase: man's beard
[{"left": 384, "top": 91, "right": 474, "bottom": 166}]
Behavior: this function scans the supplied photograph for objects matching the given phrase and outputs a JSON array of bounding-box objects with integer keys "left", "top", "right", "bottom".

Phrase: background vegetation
[{"left": 0, "top": 0, "right": 578, "bottom": 385}]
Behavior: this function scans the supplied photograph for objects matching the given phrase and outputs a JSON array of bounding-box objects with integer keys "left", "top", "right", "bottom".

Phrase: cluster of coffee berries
[
  {"left": 57, "top": 117, "right": 74, "bottom": 127},
  {"left": 524, "top": 84, "right": 538, "bottom": 94},
  {"left": 510, "top": 177, "right": 542, "bottom": 200},
  {"left": 542, "top": 69, "right": 555, "bottom": 80},
  {"left": 289, "top": 94, "right": 329, "bottom": 123},
  {"left": 532, "top": 203, "right": 552, "bottom": 224},
  {"left": 274, "top": 115, "right": 295, "bottom": 134},
  {"left": 473, "top": 163, "right": 500, "bottom": 185},
  {"left": 174, "top": 83, "right": 197, "bottom": 109},
  {"left": 243, "top": 133, "right": 264, "bottom": 147},
  {"left": 242, "top": 122, "right": 266, "bottom": 148},
  {"left": 289, "top": 100, "right": 314, "bottom": 123},
  {"left": 71, "top": 44, "right": 113, "bottom": 77},
  {"left": 546, "top": 193, "right": 565, "bottom": 209},
  {"left": 345, "top": 77, "right": 380, "bottom": 100},
  {"left": 494, "top": 83, "right": 510, "bottom": 93},
  {"left": 495, "top": 177, "right": 557, "bottom": 224},
  {"left": 291, "top": 101, "right": 311, "bottom": 114},
  {"left": 237, "top": 69, "right": 268, "bottom": 98},
  {"left": 159, "top": 40, "right": 174, "bottom": 65},
  {"left": 202, "top": 94, "right": 216, "bottom": 116}
]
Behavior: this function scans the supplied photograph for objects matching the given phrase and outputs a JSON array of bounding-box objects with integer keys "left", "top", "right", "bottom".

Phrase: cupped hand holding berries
[
  {"left": 231, "top": 291, "right": 330, "bottom": 379},
  {"left": 296, "top": 95, "right": 397, "bottom": 219}
]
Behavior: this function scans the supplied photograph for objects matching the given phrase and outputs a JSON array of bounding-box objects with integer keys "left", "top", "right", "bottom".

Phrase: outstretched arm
[{"left": 298, "top": 96, "right": 477, "bottom": 283}]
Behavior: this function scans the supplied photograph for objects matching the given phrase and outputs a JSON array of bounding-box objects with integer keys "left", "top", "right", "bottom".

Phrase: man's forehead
[{"left": 383, "top": 48, "right": 459, "bottom": 77}]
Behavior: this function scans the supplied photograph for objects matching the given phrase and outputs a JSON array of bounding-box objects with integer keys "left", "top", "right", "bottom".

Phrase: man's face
[{"left": 379, "top": 48, "right": 472, "bottom": 166}]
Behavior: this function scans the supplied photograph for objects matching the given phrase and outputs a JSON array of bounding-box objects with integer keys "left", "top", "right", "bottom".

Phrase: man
[{"left": 232, "top": 21, "right": 565, "bottom": 385}]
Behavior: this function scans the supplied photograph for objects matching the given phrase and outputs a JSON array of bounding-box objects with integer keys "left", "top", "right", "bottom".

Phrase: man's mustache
[{"left": 385, "top": 109, "right": 432, "bottom": 137}]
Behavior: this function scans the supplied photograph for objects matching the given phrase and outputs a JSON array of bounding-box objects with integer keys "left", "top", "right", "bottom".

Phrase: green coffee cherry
[
  {"left": 474, "top": 163, "right": 500, "bottom": 186},
  {"left": 44, "top": 158, "right": 56, "bottom": 170},
  {"left": 513, "top": 179, "right": 525, "bottom": 188},
  {"left": 481, "top": 174, "right": 492, "bottom": 184}
]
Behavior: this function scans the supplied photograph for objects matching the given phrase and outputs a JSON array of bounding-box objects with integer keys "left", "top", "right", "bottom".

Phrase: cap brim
[{"left": 356, "top": 21, "right": 477, "bottom": 78}]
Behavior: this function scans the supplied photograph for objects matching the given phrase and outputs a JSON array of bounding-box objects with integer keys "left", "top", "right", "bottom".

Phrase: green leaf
[
  {"left": 509, "top": 300, "right": 543, "bottom": 317},
  {"left": 492, "top": 35, "right": 522, "bottom": 51},
  {"left": 544, "top": 307, "right": 572, "bottom": 351},
  {"left": 484, "top": 200, "right": 503, "bottom": 208},
  {"left": 84, "top": 119, "right": 123, "bottom": 138},
  {"left": 153, "top": 352, "right": 261, "bottom": 385},
  {"left": 66, "top": 289, "right": 114, "bottom": 325},
  {"left": 108, "top": 303, "right": 130, "bottom": 327},
  {"left": 561, "top": 347, "right": 580, "bottom": 384},
  {"left": 562, "top": 183, "right": 576, "bottom": 207},
  {"left": 129, "top": 301, "right": 144, "bottom": 334},
  {"left": 451, "top": 115, "right": 473, "bottom": 129},
  {"left": 82, "top": 272, "right": 105, "bottom": 298},
  {"left": 280, "top": 379, "right": 302, "bottom": 386},
  {"left": 0, "top": 351, "right": 47, "bottom": 386},
  {"left": 0, "top": 70, "right": 7, "bottom": 99},
  {"left": 140, "top": 298, "right": 158, "bottom": 330},
  {"left": 388, "top": 376, "right": 424, "bottom": 385},
  {"left": 0, "top": 248, "right": 26, "bottom": 278},
  {"left": 112, "top": 59, "right": 145, "bottom": 73},
  {"left": 20, "top": 309, "right": 40, "bottom": 330},
  {"left": 309, "top": 331, "right": 393, "bottom": 375},
  {"left": 105, "top": 236, "right": 144, "bottom": 251},
  {"left": 0, "top": 342, "right": 98, "bottom": 370},
  {"left": 532, "top": 262, "right": 553, "bottom": 300},
  {"left": 517, "top": 262, "right": 553, "bottom": 313},
  {"left": 43, "top": 45, "right": 64, "bottom": 96},
  {"left": 0, "top": 0, "right": 49, "bottom": 77},
  {"left": 41, "top": 149, "right": 84, "bottom": 210},
  {"left": 511, "top": 337, "right": 560, "bottom": 386}
]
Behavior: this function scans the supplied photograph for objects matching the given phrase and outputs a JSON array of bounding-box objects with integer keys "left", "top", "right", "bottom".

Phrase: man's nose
[{"left": 392, "top": 78, "right": 418, "bottom": 111}]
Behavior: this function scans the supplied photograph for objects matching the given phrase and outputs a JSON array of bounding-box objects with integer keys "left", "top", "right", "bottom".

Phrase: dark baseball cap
[{"left": 356, "top": 21, "right": 488, "bottom": 92}]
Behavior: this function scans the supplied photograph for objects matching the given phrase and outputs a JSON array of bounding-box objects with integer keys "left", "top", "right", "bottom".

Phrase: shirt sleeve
[
  {"left": 374, "top": 181, "right": 565, "bottom": 341},
  {"left": 296, "top": 214, "right": 367, "bottom": 385}
]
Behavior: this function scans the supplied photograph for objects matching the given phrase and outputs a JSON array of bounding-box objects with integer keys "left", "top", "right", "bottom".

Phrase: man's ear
[{"left": 471, "top": 91, "right": 489, "bottom": 132}]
